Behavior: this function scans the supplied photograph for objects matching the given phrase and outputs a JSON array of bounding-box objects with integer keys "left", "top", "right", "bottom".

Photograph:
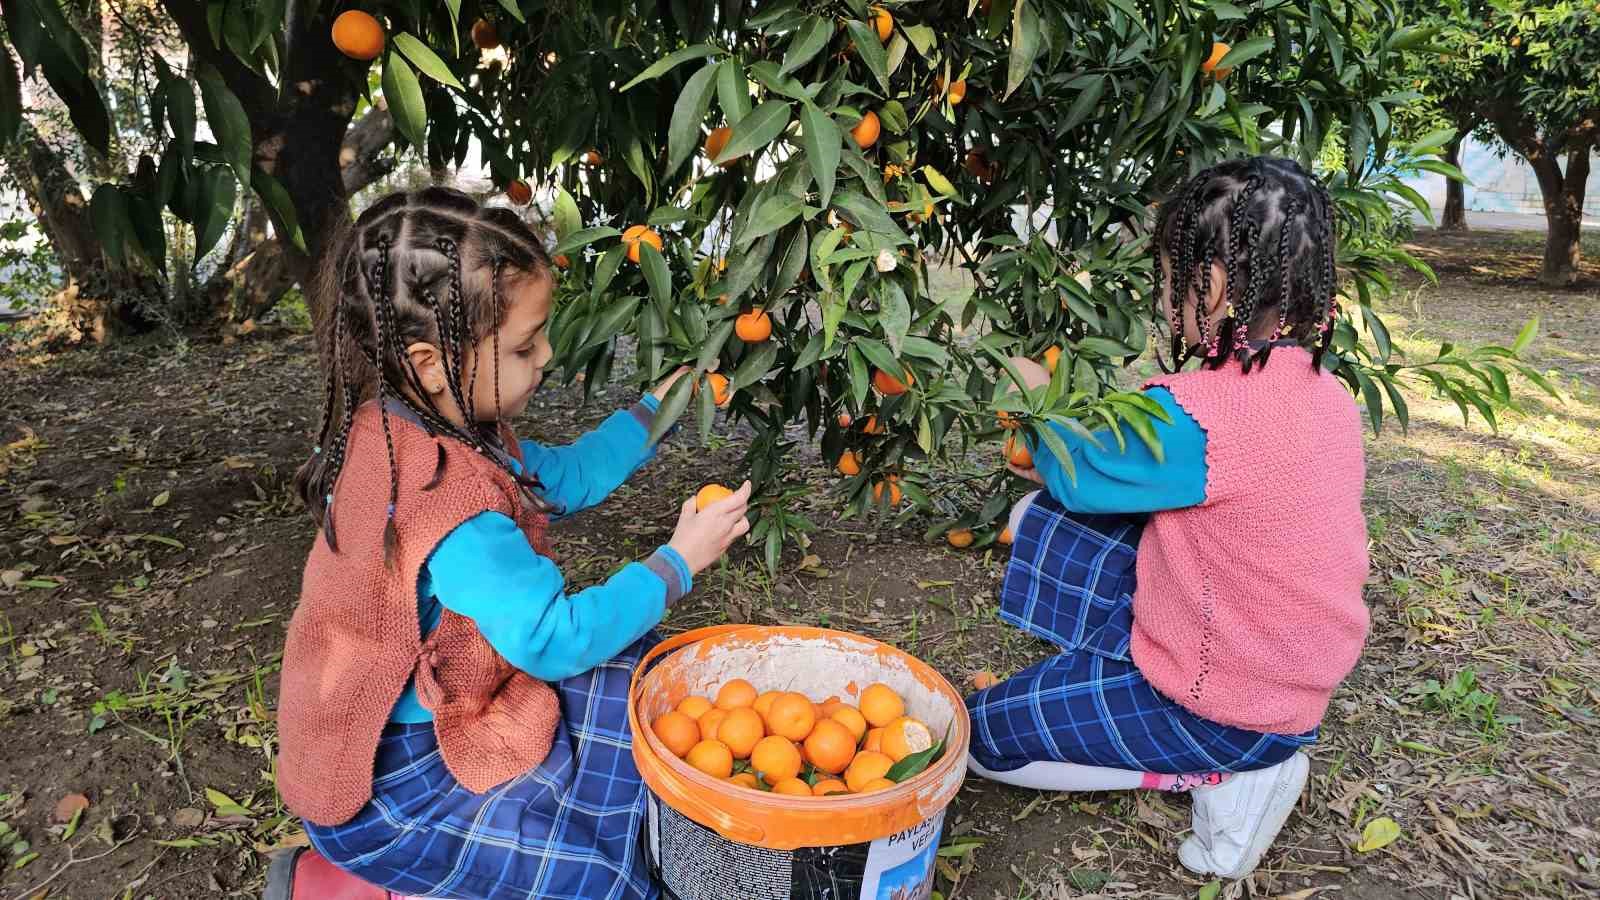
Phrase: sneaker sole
[{"left": 1219, "top": 752, "right": 1309, "bottom": 879}]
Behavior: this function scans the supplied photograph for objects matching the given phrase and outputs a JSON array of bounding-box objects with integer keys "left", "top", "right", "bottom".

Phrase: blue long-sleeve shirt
[
  {"left": 390, "top": 395, "right": 690, "bottom": 723},
  {"left": 1029, "top": 387, "right": 1209, "bottom": 514}
]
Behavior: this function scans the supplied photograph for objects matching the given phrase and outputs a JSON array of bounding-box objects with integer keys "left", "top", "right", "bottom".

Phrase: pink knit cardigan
[{"left": 1132, "top": 348, "right": 1371, "bottom": 734}]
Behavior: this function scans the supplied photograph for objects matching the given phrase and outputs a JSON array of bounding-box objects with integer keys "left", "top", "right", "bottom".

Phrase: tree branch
[{"left": 339, "top": 106, "right": 396, "bottom": 192}]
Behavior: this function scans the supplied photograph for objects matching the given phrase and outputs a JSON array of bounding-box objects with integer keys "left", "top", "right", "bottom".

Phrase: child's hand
[
  {"left": 1007, "top": 462, "right": 1044, "bottom": 485},
  {"left": 652, "top": 365, "right": 699, "bottom": 402},
  {"left": 668, "top": 480, "right": 753, "bottom": 574}
]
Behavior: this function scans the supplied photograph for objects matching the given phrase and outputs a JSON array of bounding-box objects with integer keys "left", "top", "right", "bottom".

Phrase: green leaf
[
  {"left": 495, "top": 0, "right": 525, "bottom": 24},
  {"left": 878, "top": 99, "right": 909, "bottom": 134},
  {"left": 667, "top": 61, "right": 720, "bottom": 176},
  {"left": 393, "top": 33, "right": 464, "bottom": 90},
  {"left": 741, "top": 195, "right": 804, "bottom": 245},
  {"left": 165, "top": 75, "right": 197, "bottom": 166},
  {"left": 902, "top": 24, "right": 936, "bottom": 56},
  {"left": 1215, "top": 37, "right": 1273, "bottom": 71},
  {"left": 1511, "top": 317, "right": 1538, "bottom": 354},
  {"left": 205, "top": 787, "right": 251, "bottom": 818},
  {"left": 620, "top": 44, "right": 722, "bottom": 92},
  {"left": 1389, "top": 25, "right": 1440, "bottom": 51},
  {"left": 191, "top": 166, "right": 237, "bottom": 260},
  {"left": 781, "top": 17, "right": 832, "bottom": 75},
  {"left": 1356, "top": 816, "right": 1401, "bottom": 853},
  {"left": 38, "top": 39, "right": 110, "bottom": 155},
  {"left": 89, "top": 184, "right": 130, "bottom": 266},
  {"left": 127, "top": 193, "right": 165, "bottom": 270},
  {"left": 844, "top": 20, "right": 891, "bottom": 94},
  {"left": 1197, "top": 881, "right": 1222, "bottom": 900},
  {"left": 1354, "top": 370, "right": 1384, "bottom": 433},
  {"left": 197, "top": 66, "right": 253, "bottom": 185},
  {"left": 1060, "top": 74, "right": 1106, "bottom": 134},
  {"left": 716, "top": 58, "right": 752, "bottom": 123},
  {"left": 698, "top": 319, "right": 736, "bottom": 372},
  {"left": 731, "top": 342, "right": 779, "bottom": 391},
  {"left": 553, "top": 226, "right": 623, "bottom": 256},
  {"left": 252, "top": 169, "right": 305, "bottom": 253},
  {"left": 442, "top": 0, "right": 462, "bottom": 56},
  {"left": 885, "top": 737, "right": 945, "bottom": 781},
  {"left": 552, "top": 186, "right": 581, "bottom": 243},
  {"left": 1408, "top": 128, "right": 1456, "bottom": 156},
  {"left": 638, "top": 241, "right": 672, "bottom": 311},
  {"left": 716, "top": 101, "right": 791, "bottom": 165},
  {"left": 800, "top": 102, "right": 841, "bottom": 208},
  {"left": 1005, "top": 0, "right": 1041, "bottom": 100},
  {"left": 922, "top": 165, "right": 957, "bottom": 198},
  {"left": 854, "top": 337, "right": 905, "bottom": 382},
  {"left": 646, "top": 369, "right": 694, "bottom": 446},
  {"left": 382, "top": 54, "right": 428, "bottom": 150}
]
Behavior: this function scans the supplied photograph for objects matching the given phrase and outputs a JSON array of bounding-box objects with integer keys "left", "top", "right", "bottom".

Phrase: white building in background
[{"left": 1400, "top": 137, "right": 1600, "bottom": 220}]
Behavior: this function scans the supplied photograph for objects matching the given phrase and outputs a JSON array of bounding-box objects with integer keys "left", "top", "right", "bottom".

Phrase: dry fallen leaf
[
  {"left": 51, "top": 792, "right": 89, "bottom": 824},
  {"left": 173, "top": 807, "right": 205, "bottom": 828}
]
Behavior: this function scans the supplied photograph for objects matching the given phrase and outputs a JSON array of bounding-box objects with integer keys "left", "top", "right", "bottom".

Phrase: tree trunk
[
  {"left": 2, "top": 122, "right": 160, "bottom": 340},
  {"left": 160, "top": 0, "right": 364, "bottom": 327},
  {"left": 1526, "top": 139, "right": 1589, "bottom": 287},
  {"left": 1441, "top": 136, "right": 1468, "bottom": 231},
  {"left": 199, "top": 107, "right": 396, "bottom": 324}
]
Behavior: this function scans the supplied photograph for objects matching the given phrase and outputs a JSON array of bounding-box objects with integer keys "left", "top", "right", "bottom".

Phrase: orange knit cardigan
[{"left": 276, "top": 404, "right": 560, "bottom": 826}]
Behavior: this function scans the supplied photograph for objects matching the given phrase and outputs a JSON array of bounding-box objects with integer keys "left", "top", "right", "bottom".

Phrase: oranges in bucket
[{"left": 650, "top": 679, "right": 944, "bottom": 797}]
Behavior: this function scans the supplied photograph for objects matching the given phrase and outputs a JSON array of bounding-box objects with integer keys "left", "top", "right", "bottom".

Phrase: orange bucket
[{"left": 629, "top": 625, "right": 969, "bottom": 899}]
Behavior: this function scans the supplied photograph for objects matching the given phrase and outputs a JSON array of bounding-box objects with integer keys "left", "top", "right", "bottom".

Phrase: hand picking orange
[
  {"left": 715, "top": 678, "right": 758, "bottom": 709},
  {"left": 717, "top": 707, "right": 765, "bottom": 759},
  {"left": 879, "top": 716, "right": 933, "bottom": 763},
  {"left": 750, "top": 735, "right": 802, "bottom": 785},
  {"left": 652, "top": 711, "right": 699, "bottom": 759},
  {"left": 858, "top": 683, "right": 905, "bottom": 727},
  {"left": 812, "top": 778, "right": 849, "bottom": 797},
  {"left": 971, "top": 670, "right": 1001, "bottom": 690},
  {"left": 830, "top": 706, "right": 869, "bottom": 743},
  {"left": 686, "top": 740, "right": 733, "bottom": 779},
  {"left": 698, "top": 708, "right": 729, "bottom": 743},
  {"left": 677, "top": 695, "right": 713, "bottom": 721},
  {"left": 803, "top": 719, "right": 858, "bottom": 775},
  {"left": 770, "top": 777, "right": 813, "bottom": 797},
  {"left": 1004, "top": 433, "right": 1033, "bottom": 468},
  {"left": 844, "top": 750, "right": 893, "bottom": 793},
  {"left": 766, "top": 692, "right": 816, "bottom": 742}
]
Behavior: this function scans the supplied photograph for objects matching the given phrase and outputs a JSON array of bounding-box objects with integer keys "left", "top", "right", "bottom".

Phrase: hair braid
[{"left": 1151, "top": 156, "right": 1337, "bottom": 374}]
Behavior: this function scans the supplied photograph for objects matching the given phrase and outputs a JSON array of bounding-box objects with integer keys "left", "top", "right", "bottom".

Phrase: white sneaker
[{"left": 1178, "top": 753, "right": 1309, "bottom": 879}]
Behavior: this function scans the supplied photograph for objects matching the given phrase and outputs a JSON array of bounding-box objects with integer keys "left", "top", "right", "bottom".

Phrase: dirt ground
[{"left": 1, "top": 230, "right": 1597, "bottom": 899}]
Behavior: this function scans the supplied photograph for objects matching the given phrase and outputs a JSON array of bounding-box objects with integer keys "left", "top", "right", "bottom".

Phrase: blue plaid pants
[
  {"left": 967, "top": 492, "right": 1314, "bottom": 774},
  {"left": 305, "top": 635, "right": 661, "bottom": 899}
]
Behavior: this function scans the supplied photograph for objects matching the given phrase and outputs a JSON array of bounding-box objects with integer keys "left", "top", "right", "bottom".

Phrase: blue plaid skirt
[
  {"left": 305, "top": 635, "right": 661, "bottom": 900},
  {"left": 967, "top": 492, "right": 1314, "bottom": 774}
]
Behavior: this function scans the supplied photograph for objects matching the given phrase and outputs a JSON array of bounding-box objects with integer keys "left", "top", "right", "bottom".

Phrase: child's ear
[{"left": 405, "top": 341, "right": 447, "bottom": 395}]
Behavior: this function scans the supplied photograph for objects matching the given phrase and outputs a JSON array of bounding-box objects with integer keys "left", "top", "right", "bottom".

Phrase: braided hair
[
  {"left": 293, "top": 187, "right": 556, "bottom": 565},
  {"left": 1151, "top": 156, "right": 1338, "bottom": 374}
]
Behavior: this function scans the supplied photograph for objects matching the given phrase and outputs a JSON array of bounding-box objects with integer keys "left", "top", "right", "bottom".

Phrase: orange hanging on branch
[{"left": 332, "top": 11, "right": 385, "bottom": 61}]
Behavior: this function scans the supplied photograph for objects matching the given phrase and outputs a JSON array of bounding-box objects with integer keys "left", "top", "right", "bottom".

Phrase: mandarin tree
[{"left": 0, "top": 0, "right": 1545, "bottom": 569}]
